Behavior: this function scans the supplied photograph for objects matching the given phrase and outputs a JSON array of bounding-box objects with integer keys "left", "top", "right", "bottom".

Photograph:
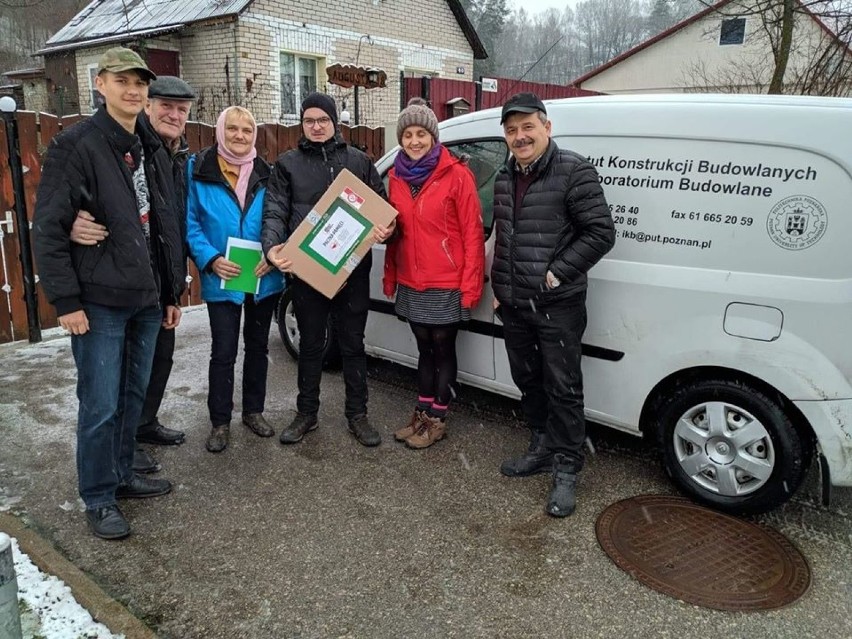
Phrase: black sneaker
[
  {"left": 348, "top": 414, "right": 381, "bottom": 447},
  {"left": 116, "top": 474, "right": 172, "bottom": 499},
  {"left": 243, "top": 413, "right": 275, "bottom": 437},
  {"left": 546, "top": 454, "right": 579, "bottom": 518},
  {"left": 206, "top": 424, "right": 230, "bottom": 453},
  {"left": 279, "top": 413, "right": 318, "bottom": 444},
  {"left": 132, "top": 447, "right": 161, "bottom": 474},
  {"left": 500, "top": 431, "right": 552, "bottom": 477},
  {"left": 86, "top": 505, "right": 130, "bottom": 540}
]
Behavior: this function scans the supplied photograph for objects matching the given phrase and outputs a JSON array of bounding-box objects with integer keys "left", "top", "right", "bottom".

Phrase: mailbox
[{"left": 445, "top": 97, "right": 470, "bottom": 119}]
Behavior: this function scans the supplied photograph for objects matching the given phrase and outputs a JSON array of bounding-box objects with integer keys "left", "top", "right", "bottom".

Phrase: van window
[
  {"left": 444, "top": 139, "right": 508, "bottom": 236},
  {"left": 382, "top": 140, "right": 508, "bottom": 237}
]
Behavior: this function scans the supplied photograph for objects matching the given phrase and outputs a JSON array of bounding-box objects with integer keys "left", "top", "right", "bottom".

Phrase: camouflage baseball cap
[{"left": 97, "top": 47, "right": 156, "bottom": 82}]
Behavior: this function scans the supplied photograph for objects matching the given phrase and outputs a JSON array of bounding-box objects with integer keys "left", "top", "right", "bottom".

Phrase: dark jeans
[
  {"left": 207, "top": 294, "right": 279, "bottom": 426},
  {"left": 501, "top": 294, "right": 588, "bottom": 470},
  {"left": 71, "top": 303, "right": 162, "bottom": 510},
  {"left": 292, "top": 273, "right": 369, "bottom": 420},
  {"left": 138, "top": 325, "right": 175, "bottom": 430}
]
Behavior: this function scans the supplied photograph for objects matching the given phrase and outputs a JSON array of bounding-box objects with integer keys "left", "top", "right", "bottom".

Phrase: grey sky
[{"left": 510, "top": 0, "right": 581, "bottom": 15}]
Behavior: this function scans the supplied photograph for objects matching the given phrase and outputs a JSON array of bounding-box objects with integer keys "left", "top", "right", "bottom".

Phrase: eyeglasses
[{"left": 303, "top": 116, "right": 332, "bottom": 127}]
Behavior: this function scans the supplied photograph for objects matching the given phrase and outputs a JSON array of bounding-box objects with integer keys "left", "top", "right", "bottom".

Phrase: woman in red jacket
[{"left": 383, "top": 103, "right": 485, "bottom": 449}]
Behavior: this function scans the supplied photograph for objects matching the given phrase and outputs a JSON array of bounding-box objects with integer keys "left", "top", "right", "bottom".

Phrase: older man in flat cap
[{"left": 70, "top": 75, "right": 197, "bottom": 473}]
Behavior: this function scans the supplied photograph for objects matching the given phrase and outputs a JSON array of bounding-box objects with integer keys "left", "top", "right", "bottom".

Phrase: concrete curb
[{"left": 0, "top": 513, "right": 157, "bottom": 639}]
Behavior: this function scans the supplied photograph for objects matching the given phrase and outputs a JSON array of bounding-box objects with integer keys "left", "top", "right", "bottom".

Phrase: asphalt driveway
[{"left": 1, "top": 308, "right": 850, "bottom": 638}]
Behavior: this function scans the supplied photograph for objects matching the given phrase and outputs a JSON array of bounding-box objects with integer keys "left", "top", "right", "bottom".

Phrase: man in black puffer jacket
[
  {"left": 33, "top": 48, "right": 186, "bottom": 540},
  {"left": 262, "top": 93, "right": 391, "bottom": 448},
  {"left": 492, "top": 92, "right": 615, "bottom": 518}
]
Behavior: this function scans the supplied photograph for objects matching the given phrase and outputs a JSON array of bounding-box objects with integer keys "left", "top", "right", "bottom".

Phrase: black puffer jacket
[
  {"left": 34, "top": 106, "right": 186, "bottom": 316},
  {"left": 491, "top": 139, "right": 615, "bottom": 308},
  {"left": 261, "top": 132, "right": 386, "bottom": 277},
  {"left": 171, "top": 133, "right": 190, "bottom": 234}
]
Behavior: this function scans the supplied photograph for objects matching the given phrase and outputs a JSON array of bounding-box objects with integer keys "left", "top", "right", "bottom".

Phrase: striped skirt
[{"left": 394, "top": 284, "right": 470, "bottom": 325}]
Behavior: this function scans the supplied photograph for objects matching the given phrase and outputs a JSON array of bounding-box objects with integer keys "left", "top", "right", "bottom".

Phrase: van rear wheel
[{"left": 655, "top": 378, "right": 808, "bottom": 514}]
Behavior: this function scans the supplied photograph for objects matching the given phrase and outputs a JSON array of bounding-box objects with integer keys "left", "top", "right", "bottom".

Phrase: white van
[{"left": 277, "top": 94, "right": 852, "bottom": 514}]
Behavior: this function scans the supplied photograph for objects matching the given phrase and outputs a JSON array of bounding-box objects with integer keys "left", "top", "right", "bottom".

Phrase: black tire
[
  {"left": 275, "top": 288, "right": 340, "bottom": 368},
  {"left": 653, "top": 378, "right": 809, "bottom": 515}
]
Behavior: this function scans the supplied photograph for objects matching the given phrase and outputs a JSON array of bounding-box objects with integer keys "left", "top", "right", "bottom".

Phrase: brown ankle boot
[
  {"left": 405, "top": 415, "right": 446, "bottom": 449},
  {"left": 394, "top": 410, "right": 424, "bottom": 442}
]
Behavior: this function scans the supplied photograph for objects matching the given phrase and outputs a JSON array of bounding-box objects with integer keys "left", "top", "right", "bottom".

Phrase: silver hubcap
[
  {"left": 284, "top": 300, "right": 300, "bottom": 353},
  {"left": 673, "top": 401, "right": 775, "bottom": 496}
]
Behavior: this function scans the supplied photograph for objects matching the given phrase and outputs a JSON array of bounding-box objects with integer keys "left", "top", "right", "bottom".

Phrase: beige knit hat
[{"left": 396, "top": 104, "right": 439, "bottom": 144}]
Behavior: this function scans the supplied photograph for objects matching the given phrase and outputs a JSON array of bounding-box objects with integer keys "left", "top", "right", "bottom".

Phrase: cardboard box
[{"left": 280, "top": 168, "right": 397, "bottom": 298}]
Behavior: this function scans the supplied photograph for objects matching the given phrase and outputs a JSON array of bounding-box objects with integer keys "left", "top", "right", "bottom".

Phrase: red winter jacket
[{"left": 383, "top": 146, "right": 485, "bottom": 308}]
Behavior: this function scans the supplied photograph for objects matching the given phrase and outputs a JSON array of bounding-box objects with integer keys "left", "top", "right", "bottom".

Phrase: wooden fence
[
  {"left": 0, "top": 113, "right": 385, "bottom": 343},
  {"left": 403, "top": 76, "right": 599, "bottom": 122}
]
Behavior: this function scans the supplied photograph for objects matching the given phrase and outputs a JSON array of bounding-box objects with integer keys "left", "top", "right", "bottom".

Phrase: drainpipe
[
  {"left": 0, "top": 96, "right": 41, "bottom": 343},
  {"left": 232, "top": 21, "right": 241, "bottom": 104}
]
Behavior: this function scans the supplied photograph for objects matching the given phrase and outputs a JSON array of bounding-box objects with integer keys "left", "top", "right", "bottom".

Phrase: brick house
[{"left": 37, "top": 0, "right": 486, "bottom": 126}]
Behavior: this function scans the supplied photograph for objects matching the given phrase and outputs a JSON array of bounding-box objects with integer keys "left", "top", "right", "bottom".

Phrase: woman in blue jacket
[{"left": 186, "top": 106, "right": 284, "bottom": 453}]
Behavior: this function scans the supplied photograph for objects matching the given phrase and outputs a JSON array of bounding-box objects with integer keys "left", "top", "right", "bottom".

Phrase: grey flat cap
[{"left": 148, "top": 76, "right": 197, "bottom": 100}]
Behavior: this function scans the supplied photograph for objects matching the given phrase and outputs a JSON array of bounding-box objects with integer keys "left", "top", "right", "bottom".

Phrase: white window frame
[
  {"left": 280, "top": 51, "right": 323, "bottom": 121},
  {"left": 403, "top": 67, "right": 440, "bottom": 79},
  {"left": 86, "top": 63, "right": 104, "bottom": 111}
]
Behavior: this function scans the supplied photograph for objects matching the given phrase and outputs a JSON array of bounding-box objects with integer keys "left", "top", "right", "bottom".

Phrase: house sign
[
  {"left": 326, "top": 64, "right": 388, "bottom": 89},
  {"left": 481, "top": 77, "right": 498, "bottom": 93}
]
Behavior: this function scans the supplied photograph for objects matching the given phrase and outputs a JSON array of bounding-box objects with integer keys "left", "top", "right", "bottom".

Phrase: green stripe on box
[{"left": 299, "top": 196, "right": 373, "bottom": 274}]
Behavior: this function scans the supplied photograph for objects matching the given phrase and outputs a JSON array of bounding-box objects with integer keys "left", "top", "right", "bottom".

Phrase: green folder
[{"left": 220, "top": 237, "right": 262, "bottom": 295}]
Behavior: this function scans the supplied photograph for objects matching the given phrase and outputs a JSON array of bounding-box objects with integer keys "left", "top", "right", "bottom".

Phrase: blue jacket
[{"left": 186, "top": 145, "right": 284, "bottom": 303}]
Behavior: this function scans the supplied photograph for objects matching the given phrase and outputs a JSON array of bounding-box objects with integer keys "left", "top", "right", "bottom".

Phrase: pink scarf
[{"left": 215, "top": 107, "right": 258, "bottom": 210}]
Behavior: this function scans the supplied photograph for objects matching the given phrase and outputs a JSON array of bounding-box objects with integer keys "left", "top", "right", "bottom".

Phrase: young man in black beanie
[{"left": 262, "top": 92, "right": 393, "bottom": 447}]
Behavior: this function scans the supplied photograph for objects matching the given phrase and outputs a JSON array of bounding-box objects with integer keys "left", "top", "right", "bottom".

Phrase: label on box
[
  {"left": 299, "top": 196, "right": 372, "bottom": 274},
  {"left": 342, "top": 187, "right": 365, "bottom": 210},
  {"left": 306, "top": 210, "right": 321, "bottom": 225},
  {"left": 343, "top": 254, "right": 361, "bottom": 273}
]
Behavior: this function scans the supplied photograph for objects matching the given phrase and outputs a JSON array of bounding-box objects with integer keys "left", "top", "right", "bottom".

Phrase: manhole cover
[{"left": 595, "top": 495, "right": 810, "bottom": 611}]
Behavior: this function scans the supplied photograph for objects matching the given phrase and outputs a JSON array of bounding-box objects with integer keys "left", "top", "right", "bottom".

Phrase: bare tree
[
  {"left": 685, "top": 0, "right": 852, "bottom": 95},
  {"left": 0, "top": 0, "right": 87, "bottom": 70},
  {"left": 574, "top": 0, "right": 649, "bottom": 69}
]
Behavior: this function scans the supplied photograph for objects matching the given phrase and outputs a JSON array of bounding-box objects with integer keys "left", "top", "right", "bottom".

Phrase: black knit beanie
[{"left": 300, "top": 92, "right": 338, "bottom": 127}]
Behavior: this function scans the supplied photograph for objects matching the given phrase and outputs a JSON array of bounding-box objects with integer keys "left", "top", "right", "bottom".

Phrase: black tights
[{"left": 410, "top": 322, "right": 460, "bottom": 407}]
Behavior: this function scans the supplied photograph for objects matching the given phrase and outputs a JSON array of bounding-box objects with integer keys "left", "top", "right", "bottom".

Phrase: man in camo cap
[
  {"left": 70, "top": 74, "right": 198, "bottom": 473},
  {"left": 34, "top": 47, "right": 185, "bottom": 539}
]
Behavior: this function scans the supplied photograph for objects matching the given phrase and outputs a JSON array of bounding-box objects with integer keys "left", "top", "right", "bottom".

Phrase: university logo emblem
[
  {"left": 784, "top": 209, "right": 807, "bottom": 236},
  {"left": 766, "top": 196, "right": 827, "bottom": 251}
]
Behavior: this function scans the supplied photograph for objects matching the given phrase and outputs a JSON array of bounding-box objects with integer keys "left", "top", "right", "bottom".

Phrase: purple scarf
[{"left": 394, "top": 144, "right": 442, "bottom": 188}]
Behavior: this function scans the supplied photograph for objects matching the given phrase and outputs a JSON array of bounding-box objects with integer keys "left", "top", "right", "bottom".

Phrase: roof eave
[
  {"left": 36, "top": 25, "right": 186, "bottom": 56},
  {"left": 446, "top": 0, "right": 488, "bottom": 60}
]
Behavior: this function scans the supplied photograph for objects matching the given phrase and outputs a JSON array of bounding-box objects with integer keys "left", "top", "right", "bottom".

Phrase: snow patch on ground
[{"left": 11, "top": 537, "right": 122, "bottom": 639}]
